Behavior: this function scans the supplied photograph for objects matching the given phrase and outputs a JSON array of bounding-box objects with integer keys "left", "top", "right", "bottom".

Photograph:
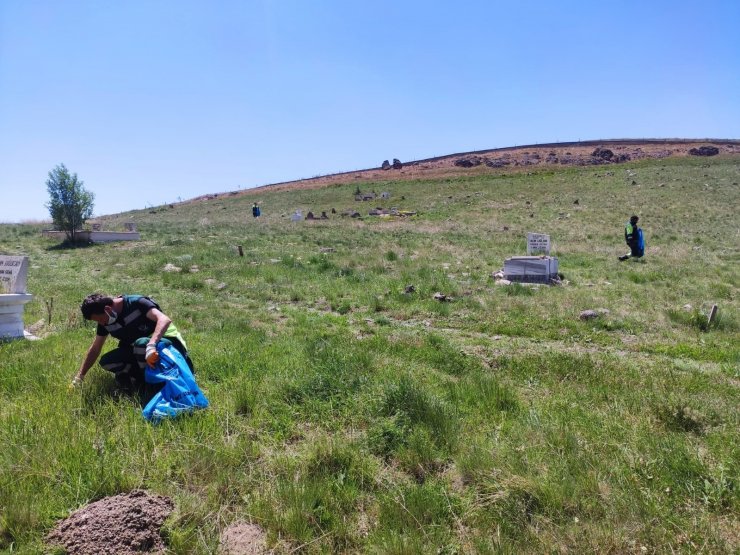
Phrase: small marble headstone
[
  {"left": 124, "top": 222, "right": 137, "bottom": 231},
  {"left": 527, "top": 232, "right": 551, "bottom": 255},
  {"left": 0, "top": 256, "right": 29, "bottom": 293}
]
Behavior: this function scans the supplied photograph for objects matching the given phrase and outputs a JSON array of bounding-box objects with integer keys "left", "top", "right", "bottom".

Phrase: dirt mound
[
  {"left": 219, "top": 522, "right": 268, "bottom": 554},
  {"left": 46, "top": 490, "right": 174, "bottom": 555}
]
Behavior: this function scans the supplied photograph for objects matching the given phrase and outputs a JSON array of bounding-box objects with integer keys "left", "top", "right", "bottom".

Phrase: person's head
[
  {"left": 81, "top": 293, "right": 116, "bottom": 324},
  {"left": 630, "top": 215, "right": 639, "bottom": 224}
]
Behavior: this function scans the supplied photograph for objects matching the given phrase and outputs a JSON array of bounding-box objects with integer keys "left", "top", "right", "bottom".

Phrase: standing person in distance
[
  {"left": 71, "top": 294, "right": 194, "bottom": 392},
  {"left": 619, "top": 215, "right": 645, "bottom": 261},
  {"left": 252, "top": 202, "right": 261, "bottom": 218}
]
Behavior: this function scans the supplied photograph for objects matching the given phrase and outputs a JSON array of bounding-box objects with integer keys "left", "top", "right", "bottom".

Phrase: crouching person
[
  {"left": 72, "top": 293, "right": 194, "bottom": 393},
  {"left": 619, "top": 215, "right": 645, "bottom": 261}
]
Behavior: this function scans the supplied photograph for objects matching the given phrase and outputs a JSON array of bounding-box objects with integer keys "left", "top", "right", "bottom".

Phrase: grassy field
[{"left": 1, "top": 155, "right": 738, "bottom": 553}]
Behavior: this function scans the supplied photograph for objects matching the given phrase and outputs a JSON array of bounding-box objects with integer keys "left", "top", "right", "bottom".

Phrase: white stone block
[{"left": 0, "top": 293, "right": 33, "bottom": 339}]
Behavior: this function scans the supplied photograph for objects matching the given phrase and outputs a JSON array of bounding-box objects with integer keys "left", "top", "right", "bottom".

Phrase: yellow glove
[{"left": 145, "top": 343, "right": 159, "bottom": 367}]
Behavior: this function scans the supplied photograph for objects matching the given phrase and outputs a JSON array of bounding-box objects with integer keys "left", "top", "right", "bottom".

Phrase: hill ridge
[{"left": 189, "top": 138, "right": 740, "bottom": 203}]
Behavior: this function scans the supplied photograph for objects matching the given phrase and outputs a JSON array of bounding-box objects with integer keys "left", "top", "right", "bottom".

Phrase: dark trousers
[
  {"left": 628, "top": 245, "right": 644, "bottom": 258},
  {"left": 99, "top": 337, "right": 194, "bottom": 391},
  {"left": 621, "top": 240, "right": 644, "bottom": 259}
]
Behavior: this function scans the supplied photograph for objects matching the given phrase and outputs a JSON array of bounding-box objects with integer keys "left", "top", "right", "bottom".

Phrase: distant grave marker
[
  {"left": 527, "top": 232, "right": 551, "bottom": 255},
  {"left": 708, "top": 304, "right": 718, "bottom": 326},
  {"left": 0, "top": 255, "right": 29, "bottom": 293}
]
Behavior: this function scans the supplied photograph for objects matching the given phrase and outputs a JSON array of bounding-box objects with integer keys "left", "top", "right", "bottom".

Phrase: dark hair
[
  {"left": 80, "top": 293, "right": 114, "bottom": 320},
  {"left": 630, "top": 215, "right": 639, "bottom": 223}
]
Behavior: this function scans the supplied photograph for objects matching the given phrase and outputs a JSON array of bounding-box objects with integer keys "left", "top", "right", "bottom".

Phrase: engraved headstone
[
  {"left": 527, "top": 232, "right": 551, "bottom": 255},
  {"left": 0, "top": 256, "right": 29, "bottom": 293},
  {"left": 124, "top": 222, "right": 137, "bottom": 232},
  {"left": 0, "top": 255, "right": 33, "bottom": 339}
]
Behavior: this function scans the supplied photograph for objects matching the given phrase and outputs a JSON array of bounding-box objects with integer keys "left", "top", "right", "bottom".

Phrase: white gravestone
[
  {"left": 0, "top": 256, "right": 29, "bottom": 293},
  {"left": 527, "top": 232, "right": 551, "bottom": 256},
  {"left": 0, "top": 256, "right": 33, "bottom": 339}
]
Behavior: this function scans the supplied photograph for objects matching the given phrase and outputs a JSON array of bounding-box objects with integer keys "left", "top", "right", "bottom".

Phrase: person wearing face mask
[{"left": 71, "top": 293, "right": 194, "bottom": 392}]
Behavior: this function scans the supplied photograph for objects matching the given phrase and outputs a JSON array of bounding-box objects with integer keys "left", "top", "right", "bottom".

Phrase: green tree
[{"left": 45, "top": 164, "right": 95, "bottom": 243}]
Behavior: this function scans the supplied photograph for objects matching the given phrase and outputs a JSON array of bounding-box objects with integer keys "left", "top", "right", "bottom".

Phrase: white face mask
[{"left": 106, "top": 309, "right": 118, "bottom": 326}]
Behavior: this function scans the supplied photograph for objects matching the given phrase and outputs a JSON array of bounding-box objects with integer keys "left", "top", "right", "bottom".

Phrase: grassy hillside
[{"left": 1, "top": 155, "right": 738, "bottom": 553}]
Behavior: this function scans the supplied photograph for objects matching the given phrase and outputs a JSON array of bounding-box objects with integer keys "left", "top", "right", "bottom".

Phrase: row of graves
[{"left": 289, "top": 207, "right": 418, "bottom": 220}]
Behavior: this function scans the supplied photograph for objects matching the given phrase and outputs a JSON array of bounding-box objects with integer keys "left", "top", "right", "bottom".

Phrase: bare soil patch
[
  {"left": 46, "top": 490, "right": 174, "bottom": 555},
  {"left": 219, "top": 521, "right": 268, "bottom": 554}
]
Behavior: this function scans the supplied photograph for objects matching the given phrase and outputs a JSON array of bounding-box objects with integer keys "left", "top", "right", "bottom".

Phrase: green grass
[{"left": 1, "top": 155, "right": 738, "bottom": 553}]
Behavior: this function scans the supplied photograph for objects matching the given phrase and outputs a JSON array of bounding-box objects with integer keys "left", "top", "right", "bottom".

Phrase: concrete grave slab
[{"left": 504, "top": 255, "right": 559, "bottom": 284}]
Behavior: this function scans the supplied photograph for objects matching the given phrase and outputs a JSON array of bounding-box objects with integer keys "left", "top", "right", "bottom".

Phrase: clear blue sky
[{"left": 1, "top": 0, "right": 738, "bottom": 222}]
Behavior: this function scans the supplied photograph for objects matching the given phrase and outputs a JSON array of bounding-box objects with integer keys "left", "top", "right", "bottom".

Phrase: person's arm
[
  {"left": 74, "top": 334, "right": 107, "bottom": 384},
  {"left": 145, "top": 308, "right": 171, "bottom": 346}
]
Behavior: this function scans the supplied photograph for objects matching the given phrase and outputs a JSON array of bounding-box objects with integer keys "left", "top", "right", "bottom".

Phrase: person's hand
[
  {"left": 68, "top": 375, "right": 82, "bottom": 391},
  {"left": 145, "top": 343, "right": 159, "bottom": 367}
]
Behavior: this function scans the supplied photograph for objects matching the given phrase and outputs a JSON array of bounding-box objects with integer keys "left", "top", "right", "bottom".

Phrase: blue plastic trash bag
[
  {"left": 142, "top": 341, "right": 209, "bottom": 422},
  {"left": 637, "top": 228, "right": 645, "bottom": 252}
]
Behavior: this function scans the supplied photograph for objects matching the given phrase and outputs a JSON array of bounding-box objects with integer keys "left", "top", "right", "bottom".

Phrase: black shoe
[
  {"left": 618, "top": 255, "right": 629, "bottom": 261},
  {"left": 115, "top": 373, "right": 133, "bottom": 389}
]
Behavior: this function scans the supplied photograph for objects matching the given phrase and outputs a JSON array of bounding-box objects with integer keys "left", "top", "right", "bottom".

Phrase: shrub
[{"left": 667, "top": 308, "right": 711, "bottom": 332}]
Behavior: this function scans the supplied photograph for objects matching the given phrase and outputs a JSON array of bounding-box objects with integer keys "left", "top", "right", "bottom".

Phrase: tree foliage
[{"left": 45, "top": 164, "right": 95, "bottom": 243}]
